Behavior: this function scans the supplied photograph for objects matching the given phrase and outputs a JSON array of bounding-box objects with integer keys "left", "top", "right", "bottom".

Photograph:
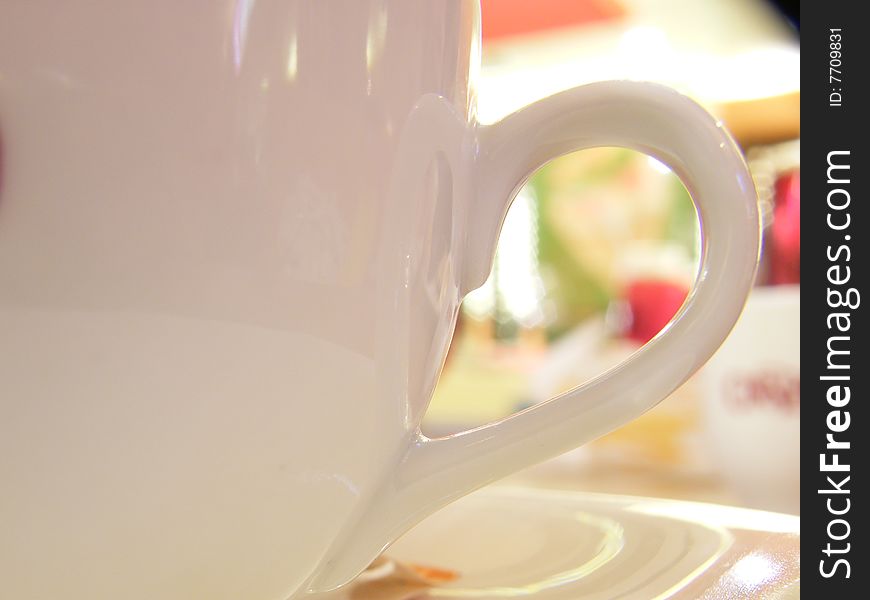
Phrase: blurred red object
[
  {"left": 625, "top": 280, "right": 690, "bottom": 344},
  {"left": 481, "top": 0, "right": 625, "bottom": 42},
  {"left": 768, "top": 169, "right": 800, "bottom": 285}
]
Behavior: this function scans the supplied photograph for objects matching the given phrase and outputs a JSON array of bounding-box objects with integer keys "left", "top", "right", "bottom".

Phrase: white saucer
[{"left": 325, "top": 486, "right": 800, "bottom": 599}]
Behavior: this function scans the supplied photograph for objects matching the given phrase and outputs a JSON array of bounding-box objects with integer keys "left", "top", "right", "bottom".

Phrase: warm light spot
[
  {"left": 286, "top": 35, "right": 298, "bottom": 81},
  {"left": 366, "top": 7, "right": 389, "bottom": 73},
  {"left": 728, "top": 553, "right": 781, "bottom": 588}
]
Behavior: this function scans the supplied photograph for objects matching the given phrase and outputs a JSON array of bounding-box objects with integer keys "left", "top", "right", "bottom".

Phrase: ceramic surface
[
  {"left": 319, "top": 487, "right": 800, "bottom": 600},
  {"left": 0, "top": 1, "right": 758, "bottom": 598}
]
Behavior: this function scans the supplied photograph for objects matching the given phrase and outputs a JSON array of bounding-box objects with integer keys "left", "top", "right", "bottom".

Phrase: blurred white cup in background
[{"left": 700, "top": 285, "right": 800, "bottom": 514}]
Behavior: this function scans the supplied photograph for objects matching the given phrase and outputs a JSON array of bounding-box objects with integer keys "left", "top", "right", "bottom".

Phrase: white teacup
[{"left": 0, "top": 2, "right": 759, "bottom": 598}]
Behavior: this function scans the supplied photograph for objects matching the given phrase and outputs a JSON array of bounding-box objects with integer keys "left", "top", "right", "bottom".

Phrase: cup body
[{"left": 0, "top": 1, "right": 476, "bottom": 598}]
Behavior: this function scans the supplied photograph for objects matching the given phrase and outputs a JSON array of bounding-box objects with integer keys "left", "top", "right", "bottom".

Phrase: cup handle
[
  {"left": 407, "top": 82, "right": 758, "bottom": 511},
  {"left": 309, "top": 81, "right": 759, "bottom": 592}
]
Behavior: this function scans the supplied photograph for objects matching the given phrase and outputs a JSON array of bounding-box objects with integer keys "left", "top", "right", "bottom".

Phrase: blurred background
[{"left": 426, "top": 0, "right": 800, "bottom": 514}]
